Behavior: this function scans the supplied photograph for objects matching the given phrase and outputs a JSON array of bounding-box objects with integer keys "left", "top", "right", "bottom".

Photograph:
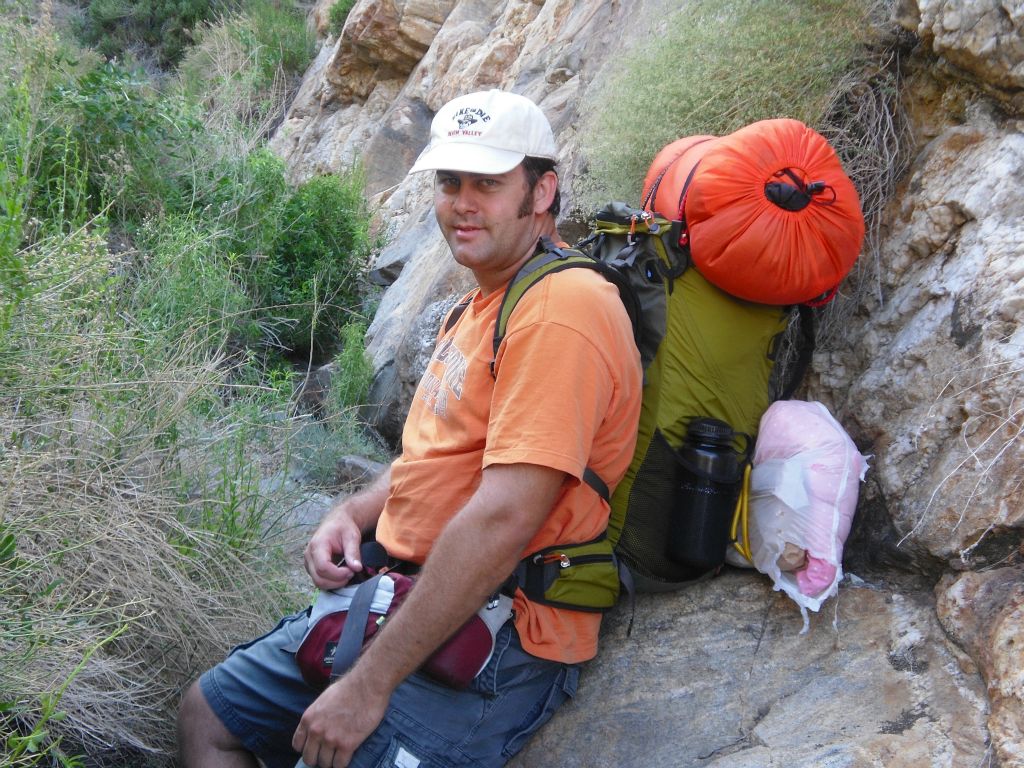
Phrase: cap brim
[{"left": 409, "top": 142, "right": 525, "bottom": 175}]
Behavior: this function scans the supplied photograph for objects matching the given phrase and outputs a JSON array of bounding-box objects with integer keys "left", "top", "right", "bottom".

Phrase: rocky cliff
[{"left": 271, "top": 0, "right": 1024, "bottom": 764}]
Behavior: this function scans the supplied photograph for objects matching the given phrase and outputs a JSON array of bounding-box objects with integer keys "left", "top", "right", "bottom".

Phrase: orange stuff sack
[{"left": 641, "top": 119, "right": 864, "bottom": 305}]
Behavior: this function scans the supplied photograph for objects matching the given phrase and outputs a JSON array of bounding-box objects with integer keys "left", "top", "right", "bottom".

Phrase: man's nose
[{"left": 450, "top": 185, "right": 479, "bottom": 214}]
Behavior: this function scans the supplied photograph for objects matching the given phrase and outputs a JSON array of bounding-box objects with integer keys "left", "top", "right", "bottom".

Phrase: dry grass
[
  {"left": 816, "top": 46, "right": 915, "bottom": 349},
  {"left": 1, "top": 225, "right": 305, "bottom": 764},
  {"left": 179, "top": 20, "right": 291, "bottom": 141},
  {"left": 575, "top": 0, "right": 884, "bottom": 210},
  {"left": 1, "top": 397, "right": 303, "bottom": 765}
]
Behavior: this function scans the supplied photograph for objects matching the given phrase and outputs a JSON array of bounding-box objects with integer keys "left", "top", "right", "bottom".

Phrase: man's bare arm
[
  {"left": 292, "top": 462, "right": 566, "bottom": 767},
  {"left": 304, "top": 465, "right": 392, "bottom": 590}
]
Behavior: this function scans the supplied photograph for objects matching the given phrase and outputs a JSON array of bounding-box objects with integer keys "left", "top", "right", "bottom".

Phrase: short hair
[{"left": 521, "top": 156, "right": 561, "bottom": 218}]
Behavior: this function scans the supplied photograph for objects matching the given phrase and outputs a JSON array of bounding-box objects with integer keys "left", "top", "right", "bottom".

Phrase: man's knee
[{"left": 178, "top": 678, "right": 247, "bottom": 764}]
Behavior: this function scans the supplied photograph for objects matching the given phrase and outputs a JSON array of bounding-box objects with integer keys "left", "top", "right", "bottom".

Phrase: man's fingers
[
  {"left": 292, "top": 719, "right": 307, "bottom": 754},
  {"left": 294, "top": 727, "right": 352, "bottom": 768},
  {"left": 340, "top": 526, "right": 363, "bottom": 574},
  {"left": 304, "top": 514, "right": 365, "bottom": 589}
]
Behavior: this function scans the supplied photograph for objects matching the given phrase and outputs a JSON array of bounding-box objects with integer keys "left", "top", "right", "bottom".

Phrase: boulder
[
  {"left": 513, "top": 571, "right": 991, "bottom": 767},
  {"left": 827, "top": 123, "right": 1024, "bottom": 570},
  {"left": 902, "top": 0, "right": 1024, "bottom": 110},
  {"left": 937, "top": 565, "right": 1024, "bottom": 767}
]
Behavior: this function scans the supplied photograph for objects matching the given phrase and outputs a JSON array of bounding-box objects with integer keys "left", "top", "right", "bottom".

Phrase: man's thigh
[
  {"left": 351, "top": 623, "right": 579, "bottom": 768},
  {"left": 201, "top": 615, "right": 578, "bottom": 768},
  {"left": 199, "top": 609, "right": 317, "bottom": 768}
]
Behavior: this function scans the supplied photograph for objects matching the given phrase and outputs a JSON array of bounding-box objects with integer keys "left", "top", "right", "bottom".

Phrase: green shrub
[
  {"left": 36, "top": 59, "right": 202, "bottom": 223},
  {"left": 179, "top": 0, "right": 314, "bottom": 130},
  {"left": 329, "top": 0, "right": 357, "bottom": 36},
  {"left": 130, "top": 215, "right": 260, "bottom": 353},
  {"left": 264, "top": 168, "right": 370, "bottom": 356},
  {"left": 575, "top": 0, "right": 874, "bottom": 208},
  {"left": 192, "top": 147, "right": 290, "bottom": 260},
  {"left": 331, "top": 321, "right": 374, "bottom": 412},
  {"left": 77, "top": 0, "right": 217, "bottom": 66}
]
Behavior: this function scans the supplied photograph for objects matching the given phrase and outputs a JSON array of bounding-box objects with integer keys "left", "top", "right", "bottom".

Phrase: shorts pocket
[
  {"left": 500, "top": 664, "right": 579, "bottom": 759},
  {"left": 372, "top": 735, "right": 438, "bottom": 768},
  {"left": 223, "top": 608, "right": 308, "bottom": 657}
]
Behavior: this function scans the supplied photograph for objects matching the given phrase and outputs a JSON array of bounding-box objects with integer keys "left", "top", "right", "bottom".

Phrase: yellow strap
[{"left": 730, "top": 464, "right": 753, "bottom": 562}]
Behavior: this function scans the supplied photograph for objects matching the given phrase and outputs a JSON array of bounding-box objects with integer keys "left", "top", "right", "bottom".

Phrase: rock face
[
  {"left": 271, "top": 0, "right": 1024, "bottom": 763},
  {"left": 937, "top": 566, "right": 1024, "bottom": 768},
  {"left": 911, "top": 0, "right": 1024, "bottom": 108},
  {"left": 513, "top": 571, "right": 990, "bottom": 768},
  {"left": 833, "top": 122, "right": 1024, "bottom": 570}
]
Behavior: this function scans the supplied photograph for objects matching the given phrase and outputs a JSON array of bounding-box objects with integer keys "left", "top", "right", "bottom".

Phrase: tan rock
[
  {"left": 913, "top": 0, "right": 1024, "bottom": 105},
  {"left": 511, "top": 571, "right": 989, "bottom": 767},
  {"left": 325, "top": 0, "right": 458, "bottom": 104},
  {"left": 936, "top": 567, "right": 1024, "bottom": 767}
]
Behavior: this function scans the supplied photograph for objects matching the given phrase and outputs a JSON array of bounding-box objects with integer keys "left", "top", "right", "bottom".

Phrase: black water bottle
[{"left": 667, "top": 418, "right": 744, "bottom": 572}]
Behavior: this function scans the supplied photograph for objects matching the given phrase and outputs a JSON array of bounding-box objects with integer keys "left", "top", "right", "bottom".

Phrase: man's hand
[
  {"left": 292, "top": 669, "right": 388, "bottom": 768},
  {"left": 304, "top": 508, "right": 365, "bottom": 590},
  {"left": 305, "top": 469, "right": 392, "bottom": 590}
]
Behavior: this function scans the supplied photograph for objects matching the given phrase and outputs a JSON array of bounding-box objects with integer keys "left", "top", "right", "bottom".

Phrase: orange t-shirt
[{"left": 375, "top": 267, "right": 642, "bottom": 663}]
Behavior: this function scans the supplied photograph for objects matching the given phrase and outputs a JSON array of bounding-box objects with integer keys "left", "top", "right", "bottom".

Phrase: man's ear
[{"left": 531, "top": 170, "right": 558, "bottom": 214}]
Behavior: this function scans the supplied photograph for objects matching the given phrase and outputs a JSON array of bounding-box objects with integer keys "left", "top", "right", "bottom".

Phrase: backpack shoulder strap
[
  {"left": 491, "top": 236, "right": 641, "bottom": 376},
  {"left": 490, "top": 236, "right": 620, "bottom": 503},
  {"left": 442, "top": 295, "right": 473, "bottom": 334}
]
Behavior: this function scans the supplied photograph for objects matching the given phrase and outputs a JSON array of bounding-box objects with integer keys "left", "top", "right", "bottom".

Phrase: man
[{"left": 178, "top": 89, "right": 642, "bottom": 768}]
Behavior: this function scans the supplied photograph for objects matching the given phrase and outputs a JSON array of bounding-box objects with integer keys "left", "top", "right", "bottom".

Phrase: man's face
[{"left": 433, "top": 166, "right": 549, "bottom": 292}]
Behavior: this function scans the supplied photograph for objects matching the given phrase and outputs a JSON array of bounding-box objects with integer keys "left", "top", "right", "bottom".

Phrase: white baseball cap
[{"left": 409, "top": 89, "right": 557, "bottom": 175}]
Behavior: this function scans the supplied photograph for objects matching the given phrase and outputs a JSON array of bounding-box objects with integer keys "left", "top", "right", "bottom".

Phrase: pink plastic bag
[{"left": 735, "top": 401, "right": 868, "bottom": 615}]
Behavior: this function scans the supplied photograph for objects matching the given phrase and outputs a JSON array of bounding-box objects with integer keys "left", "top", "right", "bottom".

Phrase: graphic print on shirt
[{"left": 417, "top": 337, "right": 466, "bottom": 418}]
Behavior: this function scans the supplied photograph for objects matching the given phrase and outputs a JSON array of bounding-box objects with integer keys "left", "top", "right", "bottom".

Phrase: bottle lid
[{"left": 686, "top": 417, "right": 734, "bottom": 445}]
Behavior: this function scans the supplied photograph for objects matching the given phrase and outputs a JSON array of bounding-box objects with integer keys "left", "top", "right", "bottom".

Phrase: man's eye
[{"left": 437, "top": 176, "right": 459, "bottom": 190}]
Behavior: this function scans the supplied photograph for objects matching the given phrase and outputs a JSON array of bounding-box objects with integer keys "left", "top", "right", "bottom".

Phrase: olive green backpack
[{"left": 446, "top": 203, "right": 811, "bottom": 609}]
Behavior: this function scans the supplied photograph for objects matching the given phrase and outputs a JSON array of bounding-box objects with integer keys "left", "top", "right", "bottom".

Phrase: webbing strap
[
  {"left": 492, "top": 238, "right": 600, "bottom": 368},
  {"left": 491, "top": 237, "right": 617, "bottom": 502},
  {"left": 582, "top": 467, "right": 609, "bottom": 503},
  {"left": 330, "top": 574, "right": 383, "bottom": 679},
  {"left": 779, "top": 305, "right": 815, "bottom": 401},
  {"left": 675, "top": 160, "right": 702, "bottom": 222},
  {"left": 641, "top": 137, "right": 714, "bottom": 221},
  {"left": 443, "top": 298, "right": 471, "bottom": 334}
]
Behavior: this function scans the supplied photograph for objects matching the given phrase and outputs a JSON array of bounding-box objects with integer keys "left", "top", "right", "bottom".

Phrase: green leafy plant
[
  {"left": 328, "top": 0, "right": 357, "bottom": 36},
  {"left": 77, "top": 0, "right": 216, "bottom": 66},
  {"left": 36, "top": 59, "right": 202, "bottom": 223},
  {"left": 0, "top": 79, "right": 33, "bottom": 333},
  {"left": 264, "top": 168, "right": 371, "bottom": 356},
  {"left": 131, "top": 214, "right": 260, "bottom": 353}
]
